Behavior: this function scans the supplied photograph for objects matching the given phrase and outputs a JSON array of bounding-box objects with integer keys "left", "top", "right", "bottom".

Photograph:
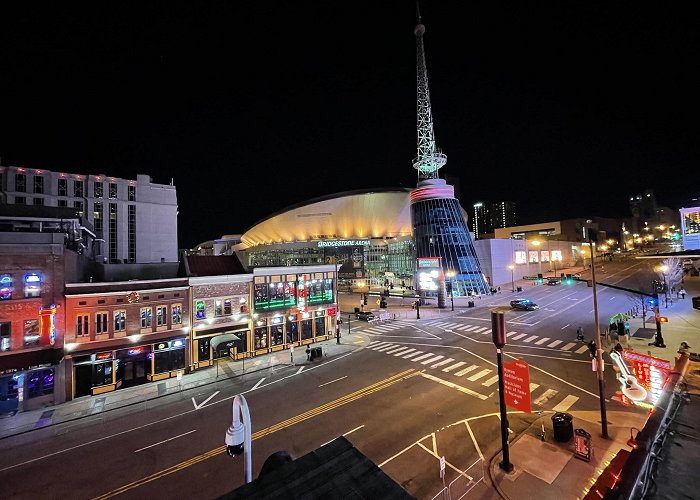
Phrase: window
[
  {"left": 215, "top": 300, "right": 224, "bottom": 316},
  {"left": 529, "top": 251, "right": 539, "bottom": 263},
  {"left": 33, "top": 175, "right": 44, "bottom": 194},
  {"left": 195, "top": 300, "right": 206, "bottom": 320},
  {"left": 552, "top": 250, "right": 563, "bottom": 262},
  {"left": 93, "top": 181, "right": 103, "bottom": 198},
  {"left": 128, "top": 184, "right": 136, "bottom": 201},
  {"left": 27, "top": 368, "right": 54, "bottom": 398},
  {"left": 58, "top": 199, "right": 67, "bottom": 207},
  {"left": 224, "top": 299, "right": 232, "bottom": 315},
  {"left": 0, "top": 274, "right": 13, "bottom": 300},
  {"left": 58, "top": 178, "right": 67, "bottom": 196},
  {"left": 93, "top": 202, "right": 103, "bottom": 232},
  {"left": 128, "top": 205, "right": 136, "bottom": 262},
  {"left": 15, "top": 196, "right": 26, "bottom": 205},
  {"left": 0, "top": 322, "right": 11, "bottom": 351},
  {"left": 109, "top": 203, "right": 118, "bottom": 262},
  {"left": 171, "top": 304, "right": 182, "bottom": 325},
  {"left": 156, "top": 305, "right": 167, "bottom": 327},
  {"left": 109, "top": 182, "right": 118, "bottom": 198},
  {"left": 140, "top": 307, "right": 152, "bottom": 329},
  {"left": 114, "top": 310, "right": 126, "bottom": 332},
  {"left": 74, "top": 200, "right": 84, "bottom": 216},
  {"left": 74, "top": 179, "right": 84, "bottom": 197},
  {"left": 24, "top": 273, "right": 42, "bottom": 298},
  {"left": 33, "top": 197, "right": 44, "bottom": 206},
  {"left": 254, "top": 281, "right": 297, "bottom": 311},
  {"left": 76, "top": 314, "right": 89, "bottom": 337},
  {"left": 515, "top": 251, "right": 527, "bottom": 265},
  {"left": 540, "top": 251, "right": 550, "bottom": 263},
  {"left": 15, "top": 172, "right": 26, "bottom": 192},
  {"left": 24, "top": 320, "right": 40, "bottom": 347},
  {"left": 95, "top": 312, "right": 108, "bottom": 335}
]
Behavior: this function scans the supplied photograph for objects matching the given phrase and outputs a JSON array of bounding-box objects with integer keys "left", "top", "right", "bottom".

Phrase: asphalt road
[{"left": 0, "top": 258, "right": 657, "bottom": 499}]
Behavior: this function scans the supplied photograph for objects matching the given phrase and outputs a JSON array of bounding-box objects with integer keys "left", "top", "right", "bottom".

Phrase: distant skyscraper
[
  {"left": 472, "top": 201, "right": 517, "bottom": 238},
  {"left": 409, "top": 8, "right": 490, "bottom": 296}
]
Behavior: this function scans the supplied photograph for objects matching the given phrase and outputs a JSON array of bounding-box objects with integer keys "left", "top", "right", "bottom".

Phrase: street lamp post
[
  {"left": 446, "top": 270, "right": 455, "bottom": 311},
  {"left": 659, "top": 265, "right": 669, "bottom": 308},
  {"left": 225, "top": 394, "right": 253, "bottom": 483},
  {"left": 508, "top": 264, "right": 515, "bottom": 293},
  {"left": 588, "top": 236, "right": 608, "bottom": 439}
]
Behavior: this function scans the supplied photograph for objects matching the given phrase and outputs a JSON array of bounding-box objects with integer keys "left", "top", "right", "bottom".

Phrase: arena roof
[{"left": 238, "top": 188, "right": 414, "bottom": 248}]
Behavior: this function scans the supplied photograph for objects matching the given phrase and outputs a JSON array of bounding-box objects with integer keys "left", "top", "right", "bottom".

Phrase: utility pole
[{"left": 589, "top": 234, "right": 608, "bottom": 439}]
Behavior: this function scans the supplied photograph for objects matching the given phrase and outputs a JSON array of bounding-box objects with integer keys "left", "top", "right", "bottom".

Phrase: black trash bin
[
  {"left": 516, "top": 286, "right": 523, "bottom": 292},
  {"left": 551, "top": 412, "right": 573, "bottom": 442},
  {"left": 354, "top": 307, "right": 360, "bottom": 313}
]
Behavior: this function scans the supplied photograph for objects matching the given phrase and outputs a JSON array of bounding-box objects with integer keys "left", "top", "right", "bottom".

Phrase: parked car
[
  {"left": 510, "top": 299, "right": 539, "bottom": 311},
  {"left": 355, "top": 311, "right": 376, "bottom": 321},
  {"left": 547, "top": 279, "right": 560, "bottom": 286}
]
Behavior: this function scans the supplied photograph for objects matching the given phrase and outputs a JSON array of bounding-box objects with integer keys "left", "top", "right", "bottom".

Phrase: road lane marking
[
  {"left": 191, "top": 391, "right": 220, "bottom": 410},
  {"left": 384, "top": 346, "right": 409, "bottom": 355},
  {"left": 575, "top": 345, "right": 589, "bottom": 354},
  {"left": 320, "top": 425, "right": 365, "bottom": 447},
  {"left": 467, "top": 369, "right": 491, "bottom": 381},
  {"left": 560, "top": 342, "right": 576, "bottom": 351},
  {"left": 523, "top": 336, "right": 538, "bottom": 343},
  {"left": 412, "top": 353, "right": 434, "bottom": 362},
  {"left": 403, "top": 351, "right": 422, "bottom": 359},
  {"left": 454, "top": 365, "right": 478, "bottom": 377},
  {"left": 552, "top": 395, "right": 579, "bottom": 412},
  {"left": 134, "top": 430, "right": 197, "bottom": 453},
  {"left": 419, "top": 372, "right": 488, "bottom": 400},
  {"left": 251, "top": 378, "right": 265, "bottom": 390},
  {"left": 94, "top": 369, "right": 419, "bottom": 499},
  {"left": 561, "top": 323, "right": 570, "bottom": 330},
  {"left": 296, "top": 367, "right": 304, "bottom": 374},
  {"left": 535, "top": 337, "right": 550, "bottom": 345},
  {"left": 442, "top": 361, "right": 466, "bottom": 372},
  {"left": 395, "top": 348, "right": 416, "bottom": 357},
  {"left": 547, "top": 340, "right": 563, "bottom": 348},
  {"left": 511, "top": 333, "right": 527, "bottom": 340},
  {"left": 506, "top": 331, "right": 519, "bottom": 337},
  {"left": 482, "top": 375, "right": 499, "bottom": 387},
  {"left": 421, "top": 355, "right": 444, "bottom": 365},
  {"left": 533, "top": 389, "right": 558, "bottom": 406},
  {"left": 529, "top": 383, "right": 540, "bottom": 392},
  {"left": 318, "top": 376, "right": 347, "bottom": 387},
  {"left": 431, "top": 358, "right": 453, "bottom": 368}
]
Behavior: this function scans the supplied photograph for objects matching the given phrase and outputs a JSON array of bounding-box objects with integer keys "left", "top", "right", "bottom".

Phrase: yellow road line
[{"left": 93, "top": 369, "right": 417, "bottom": 499}]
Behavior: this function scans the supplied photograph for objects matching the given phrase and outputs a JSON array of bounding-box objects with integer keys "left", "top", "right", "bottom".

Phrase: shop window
[
  {"left": 153, "top": 341, "right": 185, "bottom": 374},
  {"left": 198, "top": 338, "right": 211, "bottom": 363},
  {"left": 254, "top": 319, "right": 268, "bottom": 349},
  {"left": 215, "top": 300, "right": 224, "bottom": 317},
  {"left": 156, "top": 305, "right": 167, "bottom": 326},
  {"left": 301, "top": 318, "right": 313, "bottom": 340},
  {"left": 0, "top": 274, "right": 13, "bottom": 300},
  {"left": 114, "top": 310, "right": 126, "bottom": 332},
  {"left": 95, "top": 312, "right": 108, "bottom": 335},
  {"left": 172, "top": 304, "right": 182, "bottom": 325},
  {"left": 195, "top": 300, "right": 206, "bottom": 320},
  {"left": 515, "top": 251, "right": 527, "bottom": 265},
  {"left": 541, "top": 251, "right": 550, "bottom": 263},
  {"left": 224, "top": 299, "right": 232, "bottom": 315},
  {"left": 27, "top": 368, "right": 55, "bottom": 398},
  {"left": 140, "top": 307, "right": 152, "bottom": 329},
  {"left": 270, "top": 316, "right": 284, "bottom": 346},
  {"left": 528, "top": 251, "right": 539, "bottom": 263},
  {"left": 23, "top": 273, "right": 42, "bottom": 297},
  {"left": 308, "top": 278, "right": 334, "bottom": 304},
  {"left": 93, "top": 362, "right": 113, "bottom": 387},
  {"left": 254, "top": 281, "right": 296, "bottom": 311},
  {"left": 286, "top": 317, "right": 298, "bottom": 343},
  {"left": 314, "top": 312, "right": 326, "bottom": 338},
  {"left": 552, "top": 250, "right": 563, "bottom": 262},
  {"left": 76, "top": 314, "right": 89, "bottom": 337},
  {"left": 0, "top": 322, "right": 11, "bottom": 351},
  {"left": 23, "top": 319, "right": 40, "bottom": 347}
]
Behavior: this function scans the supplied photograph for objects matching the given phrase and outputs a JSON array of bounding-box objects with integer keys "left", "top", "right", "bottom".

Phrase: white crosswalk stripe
[
  {"left": 442, "top": 323, "right": 461, "bottom": 329},
  {"left": 403, "top": 351, "right": 423, "bottom": 359},
  {"left": 552, "top": 395, "right": 579, "bottom": 412},
  {"left": 522, "top": 335, "right": 538, "bottom": 343},
  {"left": 431, "top": 358, "right": 454, "bottom": 368},
  {"left": 560, "top": 342, "right": 577, "bottom": 351},
  {"left": 511, "top": 333, "right": 527, "bottom": 340},
  {"left": 575, "top": 345, "right": 589, "bottom": 354},
  {"left": 412, "top": 353, "right": 434, "bottom": 362},
  {"left": 464, "top": 326, "right": 480, "bottom": 331},
  {"left": 474, "top": 327, "right": 490, "bottom": 333},
  {"left": 529, "top": 383, "right": 540, "bottom": 392},
  {"left": 396, "top": 348, "right": 416, "bottom": 357},
  {"left": 443, "top": 361, "right": 467, "bottom": 372},
  {"left": 454, "top": 365, "right": 479, "bottom": 377},
  {"left": 421, "top": 355, "right": 444, "bottom": 365},
  {"left": 547, "top": 340, "right": 563, "bottom": 348},
  {"left": 385, "top": 346, "right": 410, "bottom": 355},
  {"left": 482, "top": 375, "right": 499, "bottom": 387},
  {"left": 535, "top": 337, "right": 550, "bottom": 345},
  {"left": 375, "top": 344, "right": 397, "bottom": 352},
  {"left": 533, "top": 389, "right": 558, "bottom": 406},
  {"left": 467, "top": 369, "right": 491, "bottom": 381},
  {"left": 506, "top": 331, "right": 519, "bottom": 337},
  {"left": 368, "top": 340, "right": 385, "bottom": 347},
  {"left": 456, "top": 325, "right": 472, "bottom": 331}
]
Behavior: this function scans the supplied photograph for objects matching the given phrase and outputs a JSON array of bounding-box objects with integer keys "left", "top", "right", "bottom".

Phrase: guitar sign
[{"left": 610, "top": 351, "right": 648, "bottom": 401}]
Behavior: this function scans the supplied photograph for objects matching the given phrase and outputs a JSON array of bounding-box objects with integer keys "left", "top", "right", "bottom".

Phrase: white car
[{"left": 682, "top": 259, "right": 695, "bottom": 268}]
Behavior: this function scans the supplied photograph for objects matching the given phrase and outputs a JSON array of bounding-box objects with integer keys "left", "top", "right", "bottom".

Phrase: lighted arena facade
[{"left": 233, "top": 188, "right": 418, "bottom": 287}]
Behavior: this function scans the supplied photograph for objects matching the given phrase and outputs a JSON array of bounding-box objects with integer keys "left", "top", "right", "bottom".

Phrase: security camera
[{"left": 225, "top": 422, "right": 245, "bottom": 457}]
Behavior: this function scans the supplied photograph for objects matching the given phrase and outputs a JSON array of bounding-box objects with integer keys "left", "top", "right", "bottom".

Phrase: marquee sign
[{"left": 317, "top": 240, "right": 370, "bottom": 248}]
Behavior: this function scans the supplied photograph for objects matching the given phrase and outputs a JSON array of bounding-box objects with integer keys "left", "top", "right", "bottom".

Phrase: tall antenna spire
[{"left": 412, "top": 5, "right": 446, "bottom": 180}]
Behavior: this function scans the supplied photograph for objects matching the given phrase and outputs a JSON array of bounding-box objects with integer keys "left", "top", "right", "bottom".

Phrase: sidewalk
[{"left": 486, "top": 273, "right": 700, "bottom": 500}]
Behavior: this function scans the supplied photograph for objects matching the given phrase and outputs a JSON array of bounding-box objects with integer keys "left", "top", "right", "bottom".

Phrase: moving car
[
  {"left": 355, "top": 311, "right": 376, "bottom": 321},
  {"left": 510, "top": 299, "right": 539, "bottom": 311},
  {"left": 547, "top": 279, "right": 560, "bottom": 286}
]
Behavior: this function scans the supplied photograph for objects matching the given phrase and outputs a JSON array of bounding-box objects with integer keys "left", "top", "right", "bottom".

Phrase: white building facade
[{"left": 0, "top": 165, "right": 178, "bottom": 264}]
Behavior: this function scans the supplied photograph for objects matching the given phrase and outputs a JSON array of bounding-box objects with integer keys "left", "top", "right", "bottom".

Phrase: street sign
[
  {"left": 503, "top": 359, "right": 531, "bottom": 413},
  {"left": 439, "top": 455, "right": 445, "bottom": 478}
]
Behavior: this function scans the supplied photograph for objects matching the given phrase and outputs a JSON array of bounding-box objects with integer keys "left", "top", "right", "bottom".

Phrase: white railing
[{"left": 430, "top": 458, "right": 484, "bottom": 500}]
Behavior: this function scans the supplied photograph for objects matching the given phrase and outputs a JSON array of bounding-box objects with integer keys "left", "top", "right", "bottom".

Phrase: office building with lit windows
[
  {"left": 472, "top": 201, "right": 517, "bottom": 239},
  {"left": 0, "top": 165, "right": 178, "bottom": 264},
  {"left": 680, "top": 204, "right": 700, "bottom": 251}
]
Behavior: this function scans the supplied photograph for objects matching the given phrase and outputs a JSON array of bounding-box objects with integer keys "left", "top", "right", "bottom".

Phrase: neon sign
[
  {"left": 39, "top": 305, "right": 58, "bottom": 346},
  {"left": 317, "top": 240, "right": 370, "bottom": 248}
]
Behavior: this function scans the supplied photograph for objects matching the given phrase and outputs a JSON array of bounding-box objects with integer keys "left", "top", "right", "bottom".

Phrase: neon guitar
[{"left": 610, "top": 351, "right": 648, "bottom": 401}]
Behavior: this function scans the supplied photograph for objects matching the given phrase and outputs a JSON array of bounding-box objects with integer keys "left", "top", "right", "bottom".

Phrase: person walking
[
  {"left": 576, "top": 326, "right": 585, "bottom": 342},
  {"left": 336, "top": 318, "right": 342, "bottom": 344},
  {"left": 679, "top": 287, "right": 687, "bottom": 299}
]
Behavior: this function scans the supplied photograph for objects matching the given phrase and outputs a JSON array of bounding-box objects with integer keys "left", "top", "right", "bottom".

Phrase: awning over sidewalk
[
  {"left": 210, "top": 333, "right": 242, "bottom": 355},
  {"left": 0, "top": 348, "right": 64, "bottom": 375}
]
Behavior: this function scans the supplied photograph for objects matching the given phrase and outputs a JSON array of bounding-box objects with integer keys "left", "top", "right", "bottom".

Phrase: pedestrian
[
  {"left": 576, "top": 327, "right": 584, "bottom": 342},
  {"left": 671, "top": 285, "right": 676, "bottom": 295},
  {"left": 336, "top": 320, "right": 342, "bottom": 344},
  {"left": 306, "top": 345, "right": 311, "bottom": 361},
  {"left": 679, "top": 287, "right": 687, "bottom": 299},
  {"left": 497, "top": 286, "right": 501, "bottom": 293}
]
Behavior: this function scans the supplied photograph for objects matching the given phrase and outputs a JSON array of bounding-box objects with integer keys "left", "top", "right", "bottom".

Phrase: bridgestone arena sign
[{"left": 317, "top": 240, "right": 370, "bottom": 248}]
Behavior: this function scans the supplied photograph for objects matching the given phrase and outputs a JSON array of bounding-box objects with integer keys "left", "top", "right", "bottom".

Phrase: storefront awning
[
  {"left": 0, "top": 348, "right": 64, "bottom": 375},
  {"left": 210, "top": 333, "right": 242, "bottom": 352}
]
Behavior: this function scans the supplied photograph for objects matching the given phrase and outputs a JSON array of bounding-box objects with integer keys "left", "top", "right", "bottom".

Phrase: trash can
[
  {"left": 354, "top": 307, "right": 360, "bottom": 313},
  {"left": 516, "top": 286, "right": 523, "bottom": 292},
  {"left": 551, "top": 412, "right": 574, "bottom": 442}
]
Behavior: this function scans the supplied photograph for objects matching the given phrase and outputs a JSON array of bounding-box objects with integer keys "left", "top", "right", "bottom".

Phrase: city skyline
[{"left": 1, "top": 2, "right": 698, "bottom": 248}]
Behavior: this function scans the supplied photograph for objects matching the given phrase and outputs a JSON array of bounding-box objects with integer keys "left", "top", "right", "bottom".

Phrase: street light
[
  {"left": 507, "top": 264, "right": 515, "bottom": 292},
  {"left": 446, "top": 270, "right": 455, "bottom": 311},
  {"left": 225, "top": 394, "right": 253, "bottom": 483},
  {"left": 658, "top": 265, "right": 669, "bottom": 308}
]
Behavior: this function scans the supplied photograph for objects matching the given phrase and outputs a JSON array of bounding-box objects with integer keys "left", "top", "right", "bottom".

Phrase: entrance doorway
[
  {"left": 74, "top": 364, "right": 92, "bottom": 398},
  {"left": 117, "top": 355, "right": 147, "bottom": 388}
]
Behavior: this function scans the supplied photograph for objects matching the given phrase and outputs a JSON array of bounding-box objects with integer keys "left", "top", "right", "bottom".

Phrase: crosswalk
[
  {"left": 356, "top": 319, "right": 591, "bottom": 355},
  {"left": 365, "top": 340, "right": 581, "bottom": 412}
]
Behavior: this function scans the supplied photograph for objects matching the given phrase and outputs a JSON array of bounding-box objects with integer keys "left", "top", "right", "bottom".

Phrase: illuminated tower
[{"left": 410, "top": 7, "right": 491, "bottom": 296}]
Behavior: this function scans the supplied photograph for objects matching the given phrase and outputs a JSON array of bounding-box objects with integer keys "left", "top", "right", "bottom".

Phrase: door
[
  {"left": 74, "top": 364, "right": 92, "bottom": 398},
  {"left": 0, "top": 376, "right": 19, "bottom": 415},
  {"left": 119, "top": 355, "right": 147, "bottom": 388}
]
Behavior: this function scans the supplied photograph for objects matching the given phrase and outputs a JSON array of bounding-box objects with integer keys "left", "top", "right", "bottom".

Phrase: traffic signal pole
[
  {"left": 589, "top": 236, "right": 609, "bottom": 439},
  {"left": 492, "top": 309, "right": 513, "bottom": 473}
]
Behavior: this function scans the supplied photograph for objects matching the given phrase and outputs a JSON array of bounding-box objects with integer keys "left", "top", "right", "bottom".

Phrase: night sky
[{"left": 1, "top": 2, "right": 698, "bottom": 248}]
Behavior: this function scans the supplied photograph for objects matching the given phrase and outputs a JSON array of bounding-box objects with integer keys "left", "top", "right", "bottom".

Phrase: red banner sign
[{"left": 503, "top": 359, "right": 531, "bottom": 413}]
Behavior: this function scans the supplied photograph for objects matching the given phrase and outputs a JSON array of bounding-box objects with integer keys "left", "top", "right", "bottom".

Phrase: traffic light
[
  {"left": 537, "top": 273, "right": 544, "bottom": 284},
  {"left": 446, "top": 282, "right": 452, "bottom": 294},
  {"left": 565, "top": 274, "right": 573, "bottom": 285},
  {"left": 363, "top": 295, "right": 368, "bottom": 306}
]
